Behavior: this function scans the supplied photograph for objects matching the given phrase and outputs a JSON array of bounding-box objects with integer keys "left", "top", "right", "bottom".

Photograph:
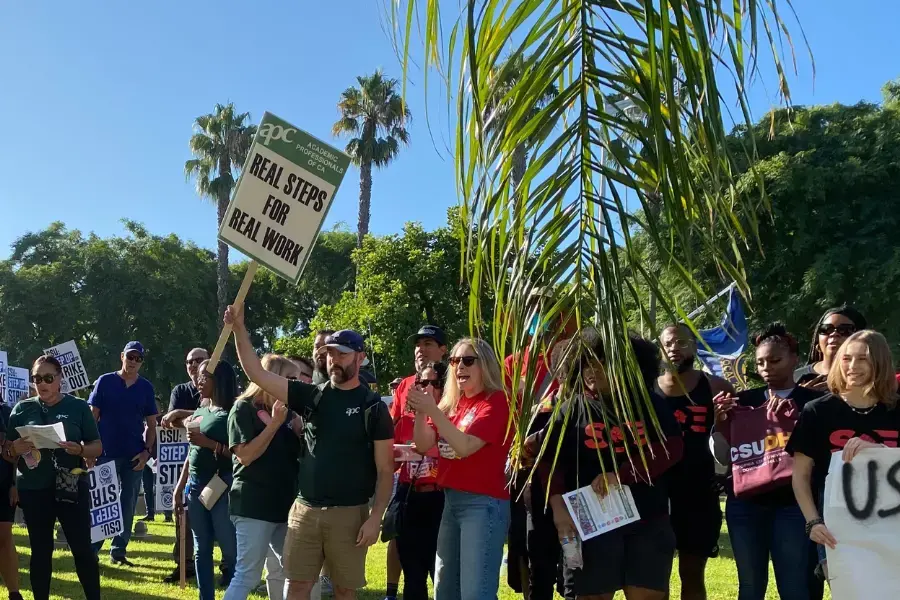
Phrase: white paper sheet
[
  {"left": 15, "top": 423, "right": 67, "bottom": 449},
  {"left": 562, "top": 483, "right": 641, "bottom": 540}
]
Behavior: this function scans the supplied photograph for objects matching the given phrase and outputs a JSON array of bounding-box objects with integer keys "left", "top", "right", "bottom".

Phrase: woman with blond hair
[
  {"left": 788, "top": 330, "right": 900, "bottom": 582},
  {"left": 408, "top": 338, "right": 512, "bottom": 600},
  {"left": 223, "top": 354, "right": 303, "bottom": 600}
]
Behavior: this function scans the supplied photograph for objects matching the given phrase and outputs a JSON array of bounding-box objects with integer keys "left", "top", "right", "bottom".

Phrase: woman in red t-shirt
[{"left": 408, "top": 338, "right": 511, "bottom": 600}]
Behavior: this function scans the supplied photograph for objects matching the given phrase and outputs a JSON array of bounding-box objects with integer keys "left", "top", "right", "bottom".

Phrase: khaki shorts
[{"left": 283, "top": 501, "right": 370, "bottom": 590}]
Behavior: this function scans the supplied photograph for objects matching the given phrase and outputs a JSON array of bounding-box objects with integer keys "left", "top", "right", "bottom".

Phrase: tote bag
[{"left": 724, "top": 398, "right": 798, "bottom": 498}]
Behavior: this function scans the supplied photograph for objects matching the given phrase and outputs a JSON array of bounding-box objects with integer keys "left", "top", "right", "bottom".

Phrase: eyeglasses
[
  {"left": 286, "top": 375, "right": 298, "bottom": 380},
  {"left": 416, "top": 378, "right": 443, "bottom": 389},
  {"left": 31, "top": 374, "right": 57, "bottom": 384},
  {"left": 818, "top": 324, "right": 856, "bottom": 337},
  {"left": 449, "top": 356, "right": 479, "bottom": 368},
  {"left": 185, "top": 357, "right": 205, "bottom": 366},
  {"left": 126, "top": 354, "right": 144, "bottom": 363}
]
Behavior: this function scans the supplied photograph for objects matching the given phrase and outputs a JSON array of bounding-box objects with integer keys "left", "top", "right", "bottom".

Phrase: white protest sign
[
  {"left": 89, "top": 461, "right": 123, "bottom": 543},
  {"left": 6, "top": 366, "right": 30, "bottom": 404},
  {"left": 0, "top": 351, "right": 7, "bottom": 405},
  {"left": 824, "top": 448, "right": 900, "bottom": 599},
  {"left": 218, "top": 112, "right": 351, "bottom": 283},
  {"left": 44, "top": 340, "right": 90, "bottom": 394},
  {"left": 156, "top": 428, "right": 189, "bottom": 511}
]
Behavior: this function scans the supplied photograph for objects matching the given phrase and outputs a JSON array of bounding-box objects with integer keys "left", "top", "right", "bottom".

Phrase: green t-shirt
[
  {"left": 7, "top": 395, "right": 100, "bottom": 491},
  {"left": 287, "top": 381, "right": 394, "bottom": 507},
  {"left": 188, "top": 406, "right": 231, "bottom": 483},
  {"left": 228, "top": 399, "right": 302, "bottom": 522}
]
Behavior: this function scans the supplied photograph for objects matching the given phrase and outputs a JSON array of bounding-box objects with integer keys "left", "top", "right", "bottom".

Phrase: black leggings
[
  {"left": 395, "top": 485, "right": 444, "bottom": 600},
  {"left": 19, "top": 485, "right": 101, "bottom": 600}
]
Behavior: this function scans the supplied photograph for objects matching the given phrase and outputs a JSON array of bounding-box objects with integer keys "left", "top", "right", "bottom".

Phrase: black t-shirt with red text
[
  {"left": 546, "top": 391, "right": 682, "bottom": 520},
  {"left": 787, "top": 393, "right": 900, "bottom": 492},
  {"left": 658, "top": 375, "right": 716, "bottom": 492}
]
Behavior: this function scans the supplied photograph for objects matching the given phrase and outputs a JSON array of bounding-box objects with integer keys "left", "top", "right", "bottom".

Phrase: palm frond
[{"left": 392, "top": 0, "right": 807, "bottom": 480}]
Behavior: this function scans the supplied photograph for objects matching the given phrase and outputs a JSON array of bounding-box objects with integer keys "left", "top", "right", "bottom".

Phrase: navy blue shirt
[
  {"left": 88, "top": 372, "right": 158, "bottom": 459},
  {"left": 168, "top": 382, "right": 201, "bottom": 412}
]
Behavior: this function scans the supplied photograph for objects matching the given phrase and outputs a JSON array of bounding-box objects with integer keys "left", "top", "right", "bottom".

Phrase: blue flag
[{"left": 696, "top": 287, "right": 749, "bottom": 390}]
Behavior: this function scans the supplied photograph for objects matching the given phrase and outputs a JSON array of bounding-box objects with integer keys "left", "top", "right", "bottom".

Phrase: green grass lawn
[{"left": 8, "top": 517, "right": 830, "bottom": 599}]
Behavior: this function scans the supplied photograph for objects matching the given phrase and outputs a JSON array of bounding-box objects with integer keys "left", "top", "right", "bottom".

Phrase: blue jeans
[
  {"left": 189, "top": 475, "right": 237, "bottom": 600},
  {"left": 92, "top": 457, "right": 143, "bottom": 559},
  {"left": 725, "top": 498, "right": 810, "bottom": 600},
  {"left": 142, "top": 464, "right": 156, "bottom": 516},
  {"left": 223, "top": 516, "right": 287, "bottom": 600},
  {"left": 434, "top": 489, "right": 510, "bottom": 600}
]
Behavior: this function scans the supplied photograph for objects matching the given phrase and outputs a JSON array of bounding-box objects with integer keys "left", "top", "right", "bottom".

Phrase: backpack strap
[{"left": 362, "top": 389, "right": 385, "bottom": 445}]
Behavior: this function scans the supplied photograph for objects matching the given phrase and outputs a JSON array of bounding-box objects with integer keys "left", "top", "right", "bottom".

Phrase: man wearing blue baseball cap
[
  {"left": 225, "top": 305, "right": 394, "bottom": 600},
  {"left": 88, "top": 341, "right": 159, "bottom": 565}
]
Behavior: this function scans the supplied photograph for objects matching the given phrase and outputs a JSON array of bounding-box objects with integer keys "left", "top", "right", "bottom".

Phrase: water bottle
[{"left": 561, "top": 535, "right": 583, "bottom": 569}]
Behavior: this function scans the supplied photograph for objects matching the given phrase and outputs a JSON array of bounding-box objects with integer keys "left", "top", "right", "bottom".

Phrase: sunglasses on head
[
  {"left": 186, "top": 357, "right": 205, "bottom": 366},
  {"left": 818, "top": 324, "right": 856, "bottom": 337},
  {"left": 126, "top": 353, "right": 144, "bottom": 363},
  {"left": 449, "top": 356, "right": 479, "bottom": 367},
  {"left": 416, "top": 378, "right": 443, "bottom": 389},
  {"left": 31, "top": 374, "right": 57, "bottom": 384}
]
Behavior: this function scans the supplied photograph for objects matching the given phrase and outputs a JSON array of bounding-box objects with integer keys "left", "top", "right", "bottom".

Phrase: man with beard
[
  {"left": 226, "top": 307, "right": 394, "bottom": 600},
  {"left": 311, "top": 330, "right": 335, "bottom": 385},
  {"left": 160, "top": 347, "right": 209, "bottom": 583},
  {"left": 656, "top": 324, "right": 734, "bottom": 600}
]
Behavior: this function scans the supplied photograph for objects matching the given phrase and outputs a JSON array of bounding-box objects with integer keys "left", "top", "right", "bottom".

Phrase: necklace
[{"left": 844, "top": 400, "right": 877, "bottom": 415}]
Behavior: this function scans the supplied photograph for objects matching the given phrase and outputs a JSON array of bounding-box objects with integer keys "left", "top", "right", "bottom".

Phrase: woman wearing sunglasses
[
  {"left": 391, "top": 361, "right": 448, "bottom": 600},
  {"left": 5, "top": 355, "right": 102, "bottom": 600},
  {"left": 408, "top": 339, "right": 511, "bottom": 600},
  {"left": 174, "top": 360, "right": 239, "bottom": 600},
  {"left": 795, "top": 307, "right": 867, "bottom": 389}
]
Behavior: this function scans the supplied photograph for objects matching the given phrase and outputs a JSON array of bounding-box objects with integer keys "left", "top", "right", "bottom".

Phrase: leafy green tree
[
  {"left": 184, "top": 103, "right": 257, "bottom": 318},
  {"left": 332, "top": 70, "right": 411, "bottom": 247},
  {"left": 391, "top": 0, "right": 806, "bottom": 466}
]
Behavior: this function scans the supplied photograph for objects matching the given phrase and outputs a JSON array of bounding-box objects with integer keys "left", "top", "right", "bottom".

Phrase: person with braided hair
[{"left": 712, "top": 323, "right": 824, "bottom": 600}]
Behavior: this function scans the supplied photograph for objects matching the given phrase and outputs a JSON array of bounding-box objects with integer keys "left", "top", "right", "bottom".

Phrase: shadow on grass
[{"left": 717, "top": 529, "right": 734, "bottom": 561}]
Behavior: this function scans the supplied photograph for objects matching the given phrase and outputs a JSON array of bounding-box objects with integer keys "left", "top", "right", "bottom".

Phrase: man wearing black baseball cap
[{"left": 225, "top": 306, "right": 394, "bottom": 600}]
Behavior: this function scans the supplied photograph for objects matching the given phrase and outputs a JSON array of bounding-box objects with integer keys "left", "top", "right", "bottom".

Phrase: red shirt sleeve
[{"left": 463, "top": 392, "right": 511, "bottom": 446}]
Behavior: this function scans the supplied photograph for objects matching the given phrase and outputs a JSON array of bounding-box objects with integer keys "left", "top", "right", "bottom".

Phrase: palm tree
[
  {"left": 184, "top": 103, "right": 256, "bottom": 319},
  {"left": 392, "top": 1, "right": 808, "bottom": 469},
  {"left": 332, "top": 70, "right": 411, "bottom": 247}
]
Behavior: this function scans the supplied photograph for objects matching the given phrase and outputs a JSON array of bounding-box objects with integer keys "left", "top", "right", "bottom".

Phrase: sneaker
[
  {"left": 218, "top": 568, "right": 234, "bottom": 589},
  {"left": 140, "top": 514, "right": 155, "bottom": 522},
  {"left": 320, "top": 575, "right": 333, "bottom": 594},
  {"left": 111, "top": 556, "right": 135, "bottom": 567},
  {"left": 163, "top": 567, "right": 195, "bottom": 584}
]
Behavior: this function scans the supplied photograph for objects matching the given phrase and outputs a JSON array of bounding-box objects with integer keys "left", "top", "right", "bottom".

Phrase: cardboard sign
[
  {"left": 90, "top": 461, "right": 124, "bottom": 543},
  {"left": 6, "top": 366, "right": 30, "bottom": 404},
  {"left": 44, "top": 340, "right": 91, "bottom": 394},
  {"left": 824, "top": 448, "right": 900, "bottom": 599},
  {"left": 218, "top": 112, "right": 351, "bottom": 282},
  {"left": 0, "top": 351, "right": 7, "bottom": 405},
  {"left": 155, "top": 428, "right": 189, "bottom": 511}
]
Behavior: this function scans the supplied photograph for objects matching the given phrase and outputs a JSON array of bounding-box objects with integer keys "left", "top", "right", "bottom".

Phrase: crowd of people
[{"left": 0, "top": 301, "right": 897, "bottom": 600}]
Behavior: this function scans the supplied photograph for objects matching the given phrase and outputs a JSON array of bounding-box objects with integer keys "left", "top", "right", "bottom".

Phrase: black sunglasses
[
  {"left": 126, "top": 353, "right": 144, "bottom": 363},
  {"left": 449, "top": 356, "right": 479, "bottom": 367},
  {"left": 31, "top": 374, "right": 57, "bottom": 384},
  {"left": 818, "top": 324, "right": 856, "bottom": 337},
  {"left": 185, "top": 357, "right": 205, "bottom": 366},
  {"left": 416, "top": 378, "right": 443, "bottom": 389}
]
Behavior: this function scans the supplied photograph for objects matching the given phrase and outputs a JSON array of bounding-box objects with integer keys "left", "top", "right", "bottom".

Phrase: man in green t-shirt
[{"left": 225, "top": 305, "right": 394, "bottom": 600}]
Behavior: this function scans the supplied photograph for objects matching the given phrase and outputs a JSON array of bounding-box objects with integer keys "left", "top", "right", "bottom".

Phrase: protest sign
[
  {"left": 0, "top": 351, "right": 7, "bottom": 405},
  {"left": 824, "top": 448, "right": 900, "bottom": 599},
  {"left": 89, "top": 461, "right": 123, "bottom": 543},
  {"left": 156, "top": 428, "right": 189, "bottom": 511},
  {"left": 6, "top": 366, "right": 30, "bottom": 404},
  {"left": 218, "top": 112, "right": 351, "bottom": 283},
  {"left": 44, "top": 340, "right": 90, "bottom": 394}
]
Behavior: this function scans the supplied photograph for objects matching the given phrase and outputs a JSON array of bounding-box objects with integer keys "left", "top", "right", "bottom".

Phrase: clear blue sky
[{"left": 0, "top": 0, "right": 896, "bottom": 259}]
